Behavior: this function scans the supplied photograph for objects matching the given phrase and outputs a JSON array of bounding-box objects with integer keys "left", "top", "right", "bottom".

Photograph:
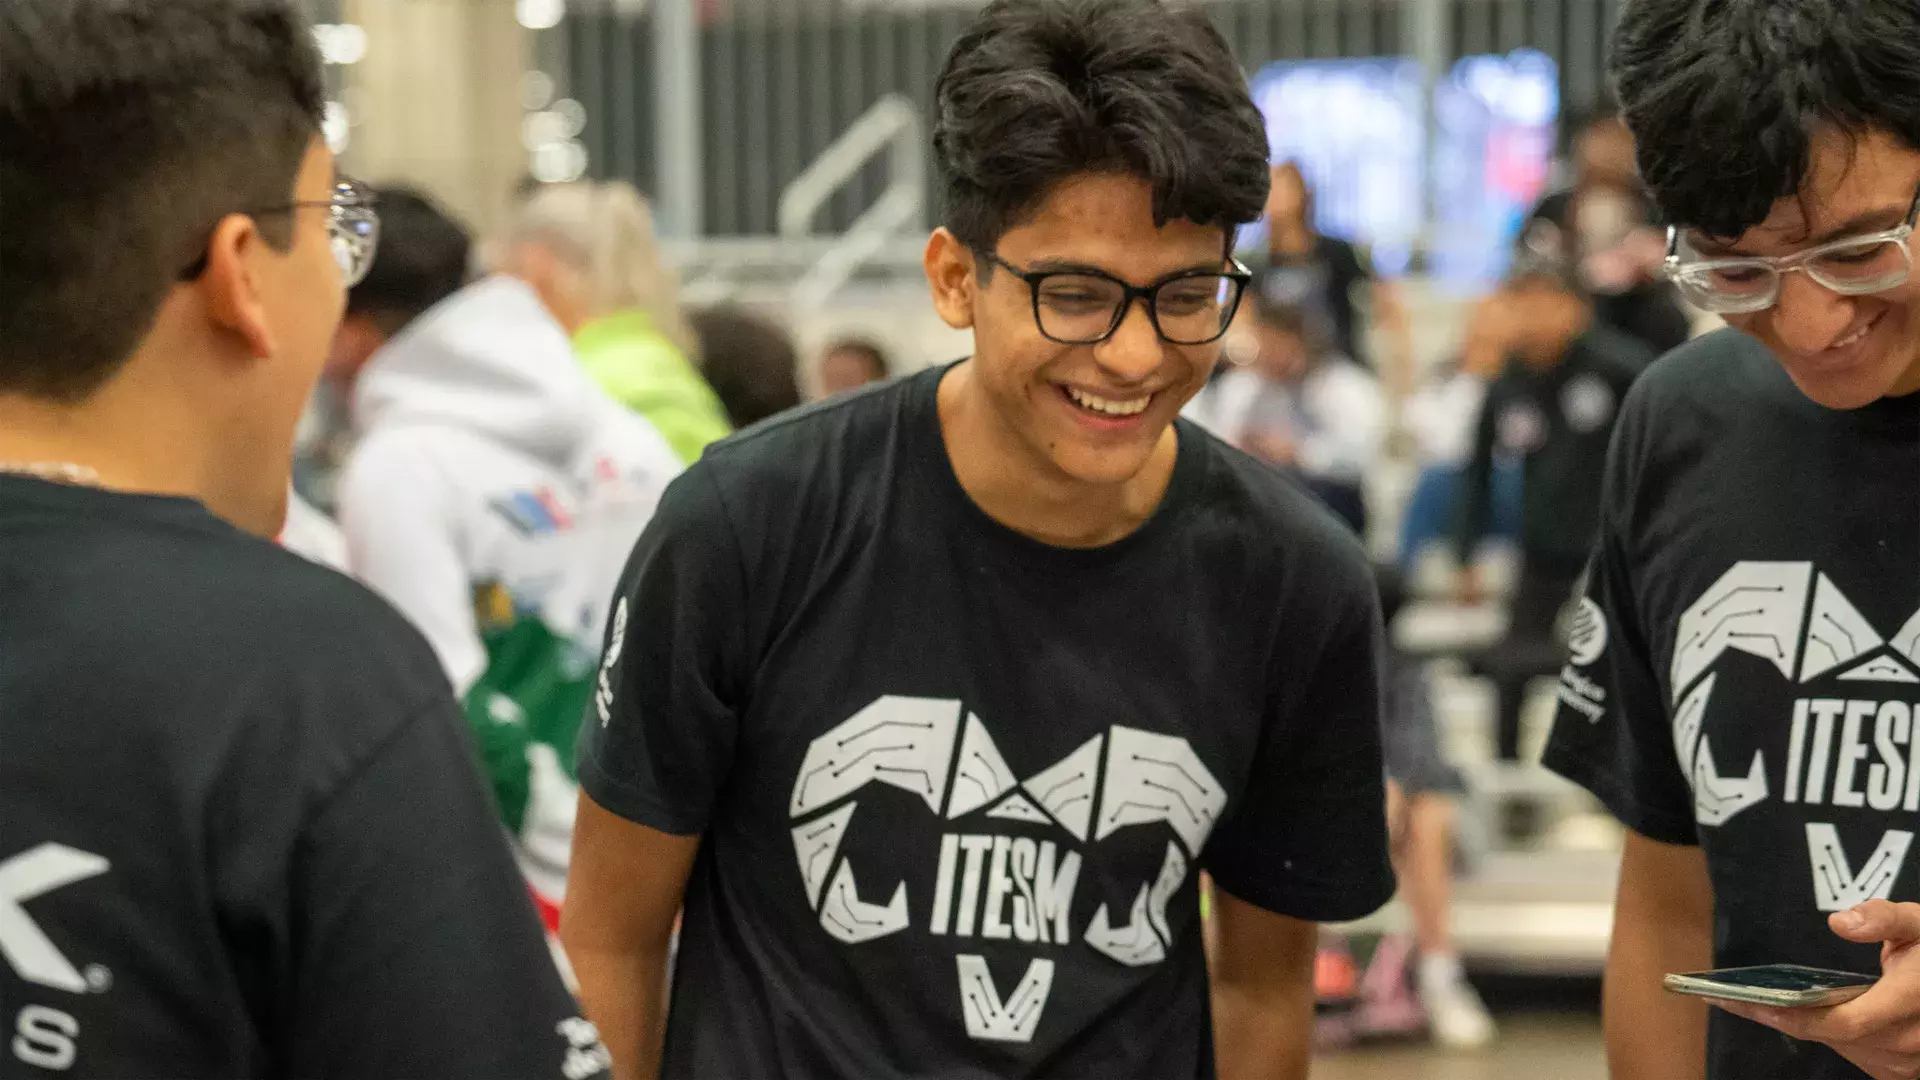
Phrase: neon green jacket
[{"left": 574, "top": 310, "right": 732, "bottom": 464}]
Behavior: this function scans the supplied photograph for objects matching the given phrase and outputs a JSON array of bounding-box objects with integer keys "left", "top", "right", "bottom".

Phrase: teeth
[
  {"left": 1066, "top": 387, "right": 1152, "bottom": 417},
  {"left": 1832, "top": 322, "right": 1872, "bottom": 349}
]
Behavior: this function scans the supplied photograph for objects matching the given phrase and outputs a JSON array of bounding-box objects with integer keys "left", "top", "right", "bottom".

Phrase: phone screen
[{"left": 1677, "top": 965, "right": 1878, "bottom": 993}]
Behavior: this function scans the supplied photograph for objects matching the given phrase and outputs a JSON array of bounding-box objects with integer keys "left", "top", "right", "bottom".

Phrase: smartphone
[{"left": 1664, "top": 964, "right": 1878, "bottom": 1008}]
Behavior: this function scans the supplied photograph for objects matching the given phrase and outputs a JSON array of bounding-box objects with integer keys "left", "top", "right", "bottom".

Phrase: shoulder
[
  {"left": 89, "top": 521, "right": 451, "bottom": 723},
  {"left": 696, "top": 368, "right": 925, "bottom": 499},
  {"left": 1183, "top": 425, "right": 1377, "bottom": 603},
  {"left": 1621, "top": 328, "right": 1778, "bottom": 428}
]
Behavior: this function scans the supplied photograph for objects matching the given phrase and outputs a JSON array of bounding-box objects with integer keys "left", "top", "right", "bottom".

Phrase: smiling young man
[
  {"left": 560, "top": 2, "right": 1395, "bottom": 1078},
  {"left": 0, "top": 2, "right": 605, "bottom": 1075},
  {"left": 1540, "top": 2, "right": 1920, "bottom": 1079}
]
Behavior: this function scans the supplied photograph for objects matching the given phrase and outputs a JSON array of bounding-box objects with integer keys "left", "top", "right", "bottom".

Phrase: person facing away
[
  {"left": 819, "top": 336, "right": 894, "bottom": 397},
  {"left": 1540, "top": 1, "right": 1920, "bottom": 1078},
  {"left": 1185, "top": 294, "right": 1386, "bottom": 537},
  {"left": 331, "top": 193, "right": 684, "bottom": 931},
  {"left": 0, "top": 2, "right": 608, "bottom": 1075},
  {"left": 1453, "top": 248, "right": 1652, "bottom": 761},
  {"left": 500, "top": 180, "right": 732, "bottom": 465},
  {"left": 1248, "top": 160, "right": 1416, "bottom": 397},
  {"left": 686, "top": 303, "right": 806, "bottom": 428},
  {"left": 559, "top": 2, "right": 1396, "bottom": 1078}
]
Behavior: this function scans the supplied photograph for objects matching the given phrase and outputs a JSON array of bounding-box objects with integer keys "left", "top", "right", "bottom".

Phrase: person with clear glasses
[{"left": 1541, "top": 2, "right": 1920, "bottom": 1079}]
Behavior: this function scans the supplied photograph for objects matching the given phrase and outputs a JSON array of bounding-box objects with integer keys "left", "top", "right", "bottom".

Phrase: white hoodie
[{"left": 337, "top": 276, "right": 682, "bottom": 913}]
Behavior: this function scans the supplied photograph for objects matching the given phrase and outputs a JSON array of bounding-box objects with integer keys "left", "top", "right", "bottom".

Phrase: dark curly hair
[
  {"left": 932, "top": 0, "right": 1271, "bottom": 261},
  {"left": 1610, "top": 0, "right": 1920, "bottom": 238}
]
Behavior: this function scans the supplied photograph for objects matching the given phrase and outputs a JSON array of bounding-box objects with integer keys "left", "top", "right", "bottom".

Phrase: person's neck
[
  {"left": 0, "top": 373, "right": 266, "bottom": 535},
  {"left": 937, "top": 362, "right": 1178, "bottom": 549},
  {"left": 1891, "top": 349, "right": 1920, "bottom": 399}
]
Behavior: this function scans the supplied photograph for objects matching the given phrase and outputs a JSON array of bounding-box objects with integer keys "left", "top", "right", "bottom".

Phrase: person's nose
[
  {"left": 1768, "top": 270, "right": 1863, "bottom": 355},
  {"left": 1091, "top": 297, "right": 1165, "bottom": 384}
]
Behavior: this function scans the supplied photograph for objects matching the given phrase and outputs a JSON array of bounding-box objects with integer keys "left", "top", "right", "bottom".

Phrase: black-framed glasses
[
  {"left": 981, "top": 251, "right": 1253, "bottom": 346},
  {"left": 1663, "top": 185, "right": 1920, "bottom": 314},
  {"left": 178, "top": 180, "right": 381, "bottom": 287}
]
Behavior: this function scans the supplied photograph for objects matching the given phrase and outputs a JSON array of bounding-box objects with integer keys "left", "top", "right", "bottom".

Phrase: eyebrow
[
  {"left": 1694, "top": 204, "right": 1911, "bottom": 256},
  {"left": 1022, "top": 257, "right": 1224, "bottom": 281}
]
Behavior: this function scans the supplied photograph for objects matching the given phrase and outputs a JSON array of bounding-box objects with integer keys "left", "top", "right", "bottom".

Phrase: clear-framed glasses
[
  {"left": 1663, "top": 186, "right": 1920, "bottom": 314},
  {"left": 981, "top": 251, "right": 1253, "bottom": 346},
  {"left": 179, "top": 179, "right": 381, "bottom": 287}
]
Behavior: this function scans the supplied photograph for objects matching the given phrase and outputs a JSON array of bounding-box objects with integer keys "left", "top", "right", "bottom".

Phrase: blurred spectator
[
  {"left": 334, "top": 209, "right": 684, "bottom": 927},
  {"left": 501, "top": 181, "right": 731, "bottom": 464},
  {"left": 279, "top": 486, "right": 348, "bottom": 570},
  {"left": 1189, "top": 294, "right": 1385, "bottom": 536},
  {"left": 1396, "top": 295, "right": 1523, "bottom": 573},
  {"left": 327, "top": 187, "right": 473, "bottom": 397},
  {"left": 819, "top": 336, "right": 892, "bottom": 396},
  {"left": 1249, "top": 161, "right": 1416, "bottom": 397},
  {"left": 1374, "top": 571, "right": 1497, "bottom": 1050},
  {"left": 1528, "top": 108, "right": 1693, "bottom": 357},
  {"left": 1454, "top": 252, "right": 1651, "bottom": 762},
  {"left": 689, "top": 305, "right": 803, "bottom": 427}
]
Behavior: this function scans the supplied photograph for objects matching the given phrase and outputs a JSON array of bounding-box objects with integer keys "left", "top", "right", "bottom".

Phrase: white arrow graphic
[
  {"left": 0, "top": 843, "right": 111, "bottom": 993},
  {"left": 956, "top": 955, "right": 1055, "bottom": 1043}
]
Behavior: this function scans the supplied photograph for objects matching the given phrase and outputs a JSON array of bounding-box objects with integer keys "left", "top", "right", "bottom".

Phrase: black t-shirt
[
  {"left": 1543, "top": 330, "right": 1920, "bottom": 1080},
  {"left": 1248, "top": 236, "right": 1373, "bottom": 365},
  {"left": 0, "top": 477, "right": 607, "bottom": 1079},
  {"left": 1455, "top": 325, "right": 1653, "bottom": 574},
  {"left": 578, "top": 364, "right": 1395, "bottom": 1079}
]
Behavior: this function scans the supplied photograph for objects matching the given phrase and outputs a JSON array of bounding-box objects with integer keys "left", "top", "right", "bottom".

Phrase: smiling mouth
[
  {"left": 1062, "top": 385, "right": 1154, "bottom": 418},
  {"left": 1828, "top": 312, "right": 1881, "bottom": 352}
]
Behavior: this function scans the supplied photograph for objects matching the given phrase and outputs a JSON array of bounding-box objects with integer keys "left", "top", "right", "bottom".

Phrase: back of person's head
[
  {"left": 503, "top": 180, "right": 696, "bottom": 357},
  {"left": 819, "top": 338, "right": 892, "bottom": 396},
  {"left": 689, "top": 306, "right": 802, "bottom": 428},
  {"left": 0, "top": 0, "right": 338, "bottom": 537},
  {"left": 1611, "top": 0, "right": 1920, "bottom": 239},
  {"left": 326, "top": 187, "right": 469, "bottom": 388},
  {"left": 347, "top": 188, "right": 471, "bottom": 335},
  {"left": 1, "top": 0, "right": 325, "bottom": 404},
  {"left": 932, "top": 0, "right": 1269, "bottom": 258}
]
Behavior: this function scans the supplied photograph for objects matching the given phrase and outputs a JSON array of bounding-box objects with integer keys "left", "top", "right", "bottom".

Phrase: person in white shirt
[{"left": 1188, "top": 292, "right": 1384, "bottom": 535}]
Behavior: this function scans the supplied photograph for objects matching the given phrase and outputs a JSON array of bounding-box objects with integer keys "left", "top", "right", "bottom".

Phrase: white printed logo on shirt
[
  {"left": 1665, "top": 562, "right": 1920, "bottom": 911},
  {"left": 786, "top": 696, "right": 1226, "bottom": 1045}
]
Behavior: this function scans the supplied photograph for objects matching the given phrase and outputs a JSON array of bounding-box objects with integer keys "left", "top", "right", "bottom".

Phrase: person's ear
[
  {"left": 924, "top": 228, "right": 977, "bottom": 331},
  {"left": 200, "top": 214, "right": 277, "bottom": 360}
]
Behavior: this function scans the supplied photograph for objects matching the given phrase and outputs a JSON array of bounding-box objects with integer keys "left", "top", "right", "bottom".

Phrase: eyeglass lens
[{"left": 1035, "top": 274, "right": 1240, "bottom": 344}]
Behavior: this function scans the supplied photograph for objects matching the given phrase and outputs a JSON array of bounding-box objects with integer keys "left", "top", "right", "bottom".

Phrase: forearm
[
  {"left": 1607, "top": 834, "right": 1713, "bottom": 1080},
  {"left": 1212, "top": 977, "right": 1314, "bottom": 1080},
  {"left": 1605, "top": 931, "right": 1709, "bottom": 1080},
  {"left": 568, "top": 941, "right": 671, "bottom": 1080}
]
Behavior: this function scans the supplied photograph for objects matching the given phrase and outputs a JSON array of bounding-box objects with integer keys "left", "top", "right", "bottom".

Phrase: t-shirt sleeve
[
  {"left": 287, "top": 700, "right": 611, "bottom": 1078},
  {"left": 1540, "top": 394, "right": 1698, "bottom": 845},
  {"left": 575, "top": 462, "right": 748, "bottom": 836},
  {"left": 1204, "top": 555, "right": 1396, "bottom": 922}
]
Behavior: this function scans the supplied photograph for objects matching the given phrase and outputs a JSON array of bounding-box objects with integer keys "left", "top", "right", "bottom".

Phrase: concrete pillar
[{"left": 340, "top": 0, "right": 527, "bottom": 238}]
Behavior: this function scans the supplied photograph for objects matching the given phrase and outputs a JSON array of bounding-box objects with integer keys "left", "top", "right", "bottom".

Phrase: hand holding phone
[{"left": 1664, "top": 964, "right": 1878, "bottom": 1008}]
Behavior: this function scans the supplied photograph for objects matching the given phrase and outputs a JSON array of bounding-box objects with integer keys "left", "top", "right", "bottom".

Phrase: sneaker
[{"left": 1418, "top": 955, "right": 1496, "bottom": 1050}]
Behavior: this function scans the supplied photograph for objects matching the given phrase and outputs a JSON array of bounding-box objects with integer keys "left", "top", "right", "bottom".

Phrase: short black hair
[
  {"left": 347, "top": 187, "right": 472, "bottom": 335},
  {"left": 1611, "top": 0, "right": 1920, "bottom": 238},
  {"left": 689, "top": 306, "right": 801, "bottom": 429},
  {"left": 0, "top": 0, "right": 325, "bottom": 402},
  {"left": 932, "top": 0, "right": 1270, "bottom": 258}
]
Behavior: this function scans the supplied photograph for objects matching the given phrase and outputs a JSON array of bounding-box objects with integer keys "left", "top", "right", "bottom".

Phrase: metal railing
[{"left": 780, "top": 95, "right": 925, "bottom": 312}]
